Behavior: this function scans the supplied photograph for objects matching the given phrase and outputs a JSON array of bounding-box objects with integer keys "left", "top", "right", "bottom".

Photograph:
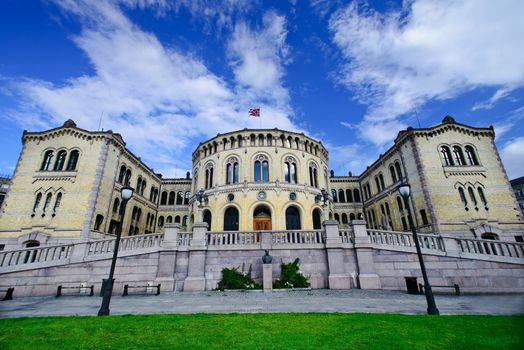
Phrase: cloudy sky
[{"left": 0, "top": 0, "right": 523, "bottom": 179}]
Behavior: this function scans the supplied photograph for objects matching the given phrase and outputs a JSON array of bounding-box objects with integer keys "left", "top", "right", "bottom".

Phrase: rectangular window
[{"left": 420, "top": 209, "right": 429, "bottom": 225}]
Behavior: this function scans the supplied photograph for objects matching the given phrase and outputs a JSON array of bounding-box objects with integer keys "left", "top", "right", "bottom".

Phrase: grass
[{"left": 1, "top": 313, "right": 523, "bottom": 349}]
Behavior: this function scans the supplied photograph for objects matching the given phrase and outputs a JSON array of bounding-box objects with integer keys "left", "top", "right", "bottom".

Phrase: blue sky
[{"left": 1, "top": 0, "right": 523, "bottom": 179}]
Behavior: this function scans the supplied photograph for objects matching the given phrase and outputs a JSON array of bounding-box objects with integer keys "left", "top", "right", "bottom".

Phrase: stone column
[
  {"left": 184, "top": 222, "right": 208, "bottom": 291},
  {"left": 441, "top": 235, "right": 461, "bottom": 258},
  {"left": 155, "top": 223, "right": 180, "bottom": 291},
  {"left": 325, "top": 220, "right": 352, "bottom": 289},
  {"left": 352, "top": 220, "right": 381, "bottom": 289}
]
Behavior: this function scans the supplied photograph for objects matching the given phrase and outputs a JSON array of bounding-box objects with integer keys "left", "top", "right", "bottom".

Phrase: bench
[
  {"left": 1, "top": 287, "right": 14, "bottom": 301},
  {"left": 123, "top": 283, "right": 161, "bottom": 296},
  {"left": 56, "top": 284, "right": 94, "bottom": 297},
  {"left": 419, "top": 283, "right": 461, "bottom": 296}
]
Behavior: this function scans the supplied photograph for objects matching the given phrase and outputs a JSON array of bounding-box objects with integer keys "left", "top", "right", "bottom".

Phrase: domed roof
[{"left": 62, "top": 119, "right": 77, "bottom": 128}]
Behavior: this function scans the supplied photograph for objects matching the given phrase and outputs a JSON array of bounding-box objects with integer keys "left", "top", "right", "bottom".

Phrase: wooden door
[{"left": 253, "top": 217, "right": 272, "bottom": 231}]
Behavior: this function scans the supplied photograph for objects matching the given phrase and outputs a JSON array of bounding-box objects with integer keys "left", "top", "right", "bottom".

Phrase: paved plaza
[{"left": 1, "top": 289, "right": 523, "bottom": 318}]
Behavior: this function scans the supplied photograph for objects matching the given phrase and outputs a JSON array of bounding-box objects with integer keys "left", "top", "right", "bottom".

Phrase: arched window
[
  {"left": 379, "top": 174, "right": 385, "bottom": 190},
  {"left": 458, "top": 187, "right": 468, "bottom": 208},
  {"left": 309, "top": 163, "right": 318, "bottom": 188},
  {"left": 375, "top": 177, "right": 381, "bottom": 193},
  {"left": 166, "top": 216, "right": 173, "bottom": 223},
  {"left": 250, "top": 134, "right": 256, "bottom": 146},
  {"left": 389, "top": 165, "right": 397, "bottom": 183},
  {"left": 238, "top": 135, "right": 243, "bottom": 147},
  {"left": 254, "top": 155, "right": 269, "bottom": 182},
  {"left": 66, "top": 150, "right": 79, "bottom": 171},
  {"left": 478, "top": 187, "right": 487, "bottom": 207},
  {"left": 203, "top": 210, "right": 212, "bottom": 229},
  {"left": 353, "top": 189, "right": 361, "bottom": 202},
  {"left": 183, "top": 215, "right": 188, "bottom": 227},
  {"left": 395, "top": 161, "right": 402, "bottom": 180},
  {"left": 158, "top": 216, "right": 164, "bottom": 227},
  {"left": 224, "top": 207, "right": 239, "bottom": 231},
  {"left": 284, "top": 156, "right": 297, "bottom": 184},
  {"left": 465, "top": 146, "right": 479, "bottom": 165},
  {"left": 176, "top": 191, "right": 183, "bottom": 205},
  {"left": 338, "top": 189, "right": 346, "bottom": 203},
  {"left": 266, "top": 134, "right": 273, "bottom": 146},
  {"left": 141, "top": 180, "right": 146, "bottom": 196},
  {"left": 175, "top": 216, "right": 180, "bottom": 223},
  {"left": 43, "top": 193, "right": 52, "bottom": 213},
  {"left": 53, "top": 150, "right": 67, "bottom": 171},
  {"left": 230, "top": 136, "right": 236, "bottom": 148},
  {"left": 341, "top": 213, "right": 348, "bottom": 224},
  {"left": 226, "top": 157, "right": 239, "bottom": 185},
  {"left": 41, "top": 150, "right": 54, "bottom": 171},
  {"left": 331, "top": 189, "right": 338, "bottom": 203},
  {"left": 205, "top": 164, "right": 214, "bottom": 189},
  {"left": 125, "top": 169, "right": 132, "bottom": 186},
  {"left": 33, "top": 193, "right": 42, "bottom": 212},
  {"left": 349, "top": 213, "right": 356, "bottom": 221},
  {"left": 286, "top": 206, "right": 301, "bottom": 230},
  {"left": 334, "top": 213, "right": 340, "bottom": 223},
  {"left": 312, "top": 209, "right": 322, "bottom": 229},
  {"left": 136, "top": 177, "right": 142, "bottom": 195},
  {"left": 453, "top": 146, "right": 466, "bottom": 166},
  {"left": 468, "top": 186, "right": 478, "bottom": 207},
  {"left": 258, "top": 134, "right": 264, "bottom": 146},
  {"left": 168, "top": 191, "right": 175, "bottom": 205},
  {"left": 160, "top": 191, "right": 168, "bottom": 205},
  {"left": 396, "top": 196, "right": 404, "bottom": 211},
  {"left": 346, "top": 189, "right": 353, "bottom": 202},
  {"left": 118, "top": 165, "right": 126, "bottom": 183},
  {"left": 53, "top": 193, "right": 62, "bottom": 213},
  {"left": 94, "top": 214, "right": 104, "bottom": 231},
  {"left": 184, "top": 191, "right": 191, "bottom": 205},
  {"left": 440, "top": 146, "right": 453, "bottom": 166}
]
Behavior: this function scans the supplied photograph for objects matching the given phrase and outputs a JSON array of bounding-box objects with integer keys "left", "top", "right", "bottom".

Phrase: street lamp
[
  {"left": 315, "top": 189, "right": 330, "bottom": 221},
  {"left": 98, "top": 185, "right": 134, "bottom": 316},
  {"left": 397, "top": 181, "right": 439, "bottom": 315},
  {"left": 195, "top": 189, "right": 208, "bottom": 222}
]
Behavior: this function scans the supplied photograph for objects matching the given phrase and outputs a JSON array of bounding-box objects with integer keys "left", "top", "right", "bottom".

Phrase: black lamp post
[
  {"left": 397, "top": 181, "right": 439, "bottom": 315},
  {"left": 98, "top": 185, "right": 134, "bottom": 316},
  {"left": 195, "top": 189, "right": 208, "bottom": 222},
  {"left": 315, "top": 188, "right": 330, "bottom": 220}
]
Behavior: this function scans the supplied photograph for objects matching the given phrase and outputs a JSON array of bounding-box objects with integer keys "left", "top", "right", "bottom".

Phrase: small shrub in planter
[
  {"left": 216, "top": 265, "right": 262, "bottom": 291},
  {"left": 274, "top": 258, "right": 310, "bottom": 289}
]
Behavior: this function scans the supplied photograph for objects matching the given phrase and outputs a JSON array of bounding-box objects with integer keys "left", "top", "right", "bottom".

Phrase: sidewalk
[{"left": 1, "top": 289, "right": 523, "bottom": 318}]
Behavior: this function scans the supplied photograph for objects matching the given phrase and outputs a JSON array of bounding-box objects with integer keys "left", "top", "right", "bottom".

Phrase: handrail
[
  {"left": 367, "top": 229, "right": 444, "bottom": 251},
  {"left": 0, "top": 244, "right": 74, "bottom": 267},
  {"left": 455, "top": 237, "right": 524, "bottom": 258}
]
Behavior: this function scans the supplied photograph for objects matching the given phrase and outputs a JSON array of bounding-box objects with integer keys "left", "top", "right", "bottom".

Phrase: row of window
[
  {"left": 158, "top": 215, "right": 189, "bottom": 227},
  {"left": 440, "top": 145, "right": 479, "bottom": 166},
  {"left": 32, "top": 191, "right": 62, "bottom": 217},
  {"left": 160, "top": 191, "right": 191, "bottom": 206},
  {"left": 333, "top": 212, "right": 362, "bottom": 224},
  {"left": 202, "top": 133, "right": 323, "bottom": 158},
  {"left": 457, "top": 185, "right": 488, "bottom": 211},
  {"left": 117, "top": 165, "right": 159, "bottom": 203},
  {"left": 365, "top": 196, "right": 429, "bottom": 231},
  {"left": 201, "top": 156, "right": 322, "bottom": 189},
  {"left": 363, "top": 161, "right": 403, "bottom": 200},
  {"left": 331, "top": 188, "right": 362, "bottom": 203},
  {"left": 40, "top": 150, "right": 79, "bottom": 171}
]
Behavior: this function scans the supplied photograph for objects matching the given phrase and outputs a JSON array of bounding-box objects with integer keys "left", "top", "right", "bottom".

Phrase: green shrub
[
  {"left": 216, "top": 265, "right": 262, "bottom": 291},
  {"left": 274, "top": 258, "right": 310, "bottom": 289}
]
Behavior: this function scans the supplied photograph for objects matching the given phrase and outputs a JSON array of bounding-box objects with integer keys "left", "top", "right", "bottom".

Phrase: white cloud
[
  {"left": 493, "top": 107, "right": 524, "bottom": 139},
  {"left": 472, "top": 88, "right": 513, "bottom": 111},
  {"left": 7, "top": 0, "right": 297, "bottom": 174},
  {"left": 500, "top": 137, "right": 524, "bottom": 179},
  {"left": 329, "top": 0, "right": 524, "bottom": 146}
]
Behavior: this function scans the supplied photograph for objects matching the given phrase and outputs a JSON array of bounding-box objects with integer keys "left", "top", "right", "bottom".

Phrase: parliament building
[{"left": 0, "top": 116, "right": 523, "bottom": 250}]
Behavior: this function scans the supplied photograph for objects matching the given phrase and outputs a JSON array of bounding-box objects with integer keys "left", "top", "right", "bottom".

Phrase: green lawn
[{"left": 1, "top": 313, "right": 523, "bottom": 349}]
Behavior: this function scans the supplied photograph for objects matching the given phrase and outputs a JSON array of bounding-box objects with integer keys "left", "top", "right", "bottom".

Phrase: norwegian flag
[{"left": 249, "top": 107, "right": 260, "bottom": 117}]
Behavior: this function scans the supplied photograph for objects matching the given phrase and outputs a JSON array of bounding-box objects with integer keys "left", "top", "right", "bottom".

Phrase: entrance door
[{"left": 253, "top": 216, "right": 272, "bottom": 230}]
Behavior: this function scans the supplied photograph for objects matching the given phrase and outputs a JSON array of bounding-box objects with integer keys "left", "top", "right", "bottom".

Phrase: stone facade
[{"left": 1, "top": 116, "right": 523, "bottom": 251}]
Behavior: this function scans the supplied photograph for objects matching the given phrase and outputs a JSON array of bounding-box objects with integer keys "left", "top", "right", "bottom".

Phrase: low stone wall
[{"left": 374, "top": 249, "right": 524, "bottom": 293}]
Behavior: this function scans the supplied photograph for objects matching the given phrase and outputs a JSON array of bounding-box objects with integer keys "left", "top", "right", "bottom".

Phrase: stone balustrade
[
  {"left": 339, "top": 229, "right": 354, "bottom": 244},
  {"left": 456, "top": 237, "right": 524, "bottom": 258},
  {"left": 207, "top": 231, "right": 260, "bottom": 246},
  {"left": 177, "top": 232, "right": 192, "bottom": 246},
  {"left": 87, "top": 234, "right": 164, "bottom": 255},
  {"left": 272, "top": 230, "right": 324, "bottom": 245},
  {"left": 367, "top": 229, "right": 444, "bottom": 251},
  {"left": 0, "top": 244, "right": 74, "bottom": 267}
]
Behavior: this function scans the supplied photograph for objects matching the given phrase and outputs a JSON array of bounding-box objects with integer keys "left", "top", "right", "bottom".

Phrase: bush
[
  {"left": 216, "top": 265, "right": 262, "bottom": 291},
  {"left": 274, "top": 258, "right": 310, "bottom": 289}
]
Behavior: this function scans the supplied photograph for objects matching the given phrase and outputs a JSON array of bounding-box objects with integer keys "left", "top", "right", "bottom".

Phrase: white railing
[
  {"left": 207, "top": 231, "right": 260, "bottom": 246},
  {"left": 456, "top": 238, "right": 524, "bottom": 258},
  {"left": 272, "top": 230, "right": 324, "bottom": 244},
  {"left": 177, "top": 232, "right": 192, "bottom": 246},
  {"left": 339, "top": 229, "right": 354, "bottom": 244},
  {"left": 367, "top": 229, "right": 444, "bottom": 251},
  {"left": 0, "top": 244, "right": 74, "bottom": 267},
  {"left": 87, "top": 233, "right": 163, "bottom": 256}
]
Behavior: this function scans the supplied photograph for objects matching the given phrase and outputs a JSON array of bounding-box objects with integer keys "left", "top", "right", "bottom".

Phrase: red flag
[{"left": 249, "top": 107, "right": 260, "bottom": 117}]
